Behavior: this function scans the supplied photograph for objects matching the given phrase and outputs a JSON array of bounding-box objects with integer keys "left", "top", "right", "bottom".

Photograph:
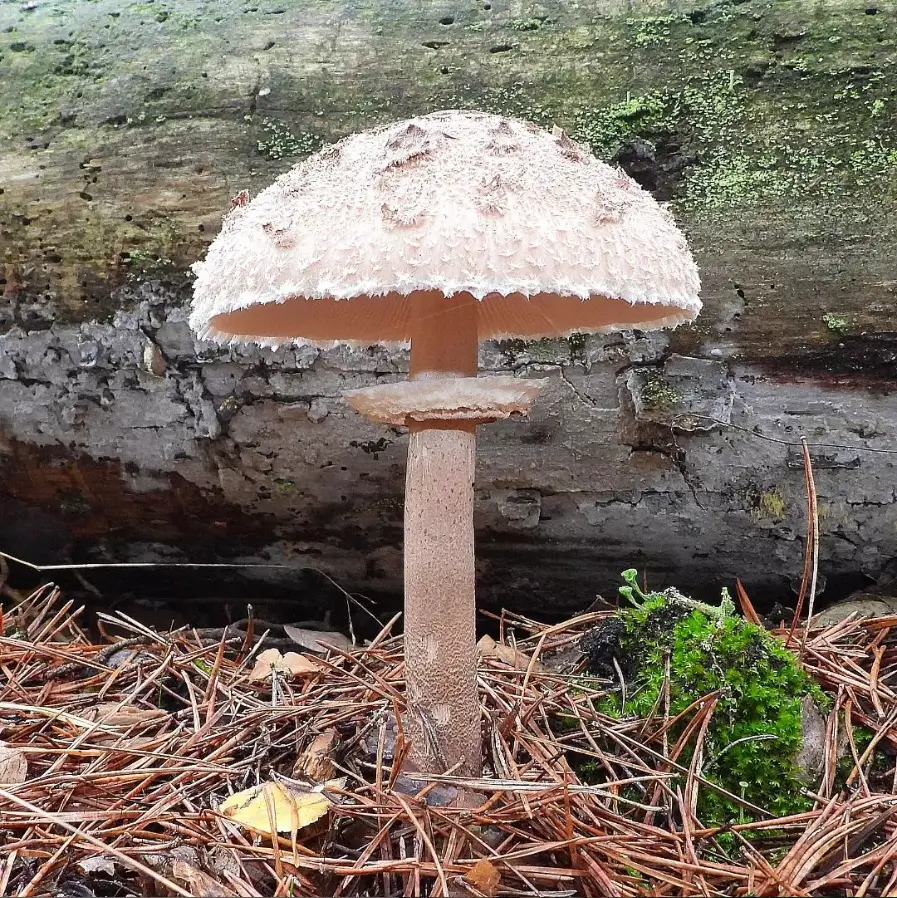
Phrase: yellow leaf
[
  {"left": 464, "top": 858, "right": 500, "bottom": 896},
  {"left": 217, "top": 780, "right": 331, "bottom": 837}
]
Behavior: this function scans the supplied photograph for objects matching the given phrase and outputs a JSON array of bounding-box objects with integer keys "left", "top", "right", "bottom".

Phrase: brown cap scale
[{"left": 189, "top": 109, "right": 701, "bottom": 782}]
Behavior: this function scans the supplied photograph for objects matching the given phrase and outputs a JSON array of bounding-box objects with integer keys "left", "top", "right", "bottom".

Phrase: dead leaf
[
  {"left": 295, "top": 729, "right": 337, "bottom": 781},
  {"left": 249, "top": 648, "right": 320, "bottom": 682},
  {"left": 283, "top": 624, "right": 353, "bottom": 654},
  {"left": 217, "top": 779, "right": 338, "bottom": 837},
  {"left": 104, "top": 647, "right": 157, "bottom": 669},
  {"left": 464, "top": 858, "right": 500, "bottom": 896},
  {"left": 76, "top": 856, "right": 117, "bottom": 876},
  {"left": 143, "top": 845, "right": 202, "bottom": 875},
  {"left": 172, "top": 860, "right": 235, "bottom": 897},
  {"left": 0, "top": 742, "right": 27, "bottom": 785},
  {"left": 477, "top": 635, "right": 546, "bottom": 674},
  {"left": 81, "top": 704, "right": 169, "bottom": 727},
  {"left": 208, "top": 846, "right": 241, "bottom": 884}
]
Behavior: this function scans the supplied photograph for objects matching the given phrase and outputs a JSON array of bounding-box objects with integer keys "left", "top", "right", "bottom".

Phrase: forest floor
[{"left": 1, "top": 570, "right": 896, "bottom": 898}]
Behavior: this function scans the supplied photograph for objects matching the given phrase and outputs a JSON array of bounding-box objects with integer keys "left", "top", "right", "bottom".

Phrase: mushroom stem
[
  {"left": 404, "top": 424, "right": 480, "bottom": 775},
  {"left": 403, "top": 291, "right": 482, "bottom": 777}
]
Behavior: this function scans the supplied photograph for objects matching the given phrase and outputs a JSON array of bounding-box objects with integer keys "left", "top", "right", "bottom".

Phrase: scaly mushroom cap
[{"left": 190, "top": 110, "right": 701, "bottom": 348}]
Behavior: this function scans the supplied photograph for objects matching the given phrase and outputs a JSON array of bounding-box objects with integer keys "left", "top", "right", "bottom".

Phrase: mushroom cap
[{"left": 190, "top": 110, "right": 701, "bottom": 348}]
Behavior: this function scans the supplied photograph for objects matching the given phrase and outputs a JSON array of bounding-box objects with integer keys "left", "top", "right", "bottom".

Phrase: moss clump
[
  {"left": 573, "top": 92, "right": 671, "bottom": 160},
  {"left": 823, "top": 312, "right": 851, "bottom": 334},
  {"left": 753, "top": 490, "right": 787, "bottom": 520},
  {"left": 637, "top": 370, "right": 682, "bottom": 410},
  {"left": 567, "top": 332, "right": 588, "bottom": 359},
  {"left": 509, "top": 18, "right": 545, "bottom": 33},
  {"left": 625, "top": 13, "right": 689, "bottom": 48},
  {"left": 272, "top": 478, "right": 298, "bottom": 497},
  {"left": 425, "top": 5, "right": 895, "bottom": 217},
  {"left": 581, "top": 571, "right": 827, "bottom": 825}
]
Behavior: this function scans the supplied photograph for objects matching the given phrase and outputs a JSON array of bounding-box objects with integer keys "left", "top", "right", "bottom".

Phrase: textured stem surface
[
  {"left": 403, "top": 290, "right": 481, "bottom": 777},
  {"left": 404, "top": 425, "right": 481, "bottom": 776}
]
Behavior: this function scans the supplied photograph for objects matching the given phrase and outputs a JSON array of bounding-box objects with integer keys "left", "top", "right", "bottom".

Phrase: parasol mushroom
[{"left": 188, "top": 110, "right": 701, "bottom": 780}]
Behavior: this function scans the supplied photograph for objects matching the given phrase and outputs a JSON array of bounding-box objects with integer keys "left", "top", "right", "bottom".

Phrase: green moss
[
  {"left": 561, "top": 4, "right": 897, "bottom": 215},
  {"left": 625, "top": 13, "right": 690, "bottom": 48},
  {"left": 2, "top": 0, "right": 896, "bottom": 321},
  {"left": 823, "top": 312, "right": 852, "bottom": 334},
  {"left": 567, "top": 332, "right": 588, "bottom": 359},
  {"left": 509, "top": 18, "right": 544, "bottom": 33},
  {"left": 272, "top": 478, "right": 298, "bottom": 496},
  {"left": 637, "top": 370, "right": 682, "bottom": 409},
  {"left": 571, "top": 66, "right": 897, "bottom": 213},
  {"left": 573, "top": 93, "right": 670, "bottom": 158},
  {"left": 582, "top": 571, "right": 827, "bottom": 826},
  {"left": 123, "top": 248, "right": 174, "bottom": 274},
  {"left": 495, "top": 337, "right": 538, "bottom": 365},
  {"left": 756, "top": 491, "right": 787, "bottom": 519}
]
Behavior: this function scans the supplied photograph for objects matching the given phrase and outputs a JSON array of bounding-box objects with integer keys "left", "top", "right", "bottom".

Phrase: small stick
[{"left": 790, "top": 436, "right": 819, "bottom": 652}]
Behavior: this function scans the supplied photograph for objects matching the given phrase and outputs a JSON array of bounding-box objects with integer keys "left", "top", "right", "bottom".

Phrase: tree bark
[{"left": 0, "top": 0, "right": 895, "bottom": 610}]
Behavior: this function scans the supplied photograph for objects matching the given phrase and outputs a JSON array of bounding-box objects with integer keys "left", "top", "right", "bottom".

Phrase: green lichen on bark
[
  {"left": 0, "top": 0, "right": 895, "bottom": 335},
  {"left": 461, "top": 7, "right": 897, "bottom": 213},
  {"left": 823, "top": 311, "right": 852, "bottom": 333},
  {"left": 633, "top": 369, "right": 683, "bottom": 410},
  {"left": 250, "top": 117, "right": 323, "bottom": 161}
]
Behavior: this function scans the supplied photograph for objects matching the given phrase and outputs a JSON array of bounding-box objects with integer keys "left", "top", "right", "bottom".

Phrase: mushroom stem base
[{"left": 403, "top": 424, "right": 481, "bottom": 778}]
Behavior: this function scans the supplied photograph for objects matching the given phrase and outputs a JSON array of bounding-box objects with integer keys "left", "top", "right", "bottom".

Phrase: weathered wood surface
[{"left": 0, "top": 0, "right": 895, "bottom": 609}]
